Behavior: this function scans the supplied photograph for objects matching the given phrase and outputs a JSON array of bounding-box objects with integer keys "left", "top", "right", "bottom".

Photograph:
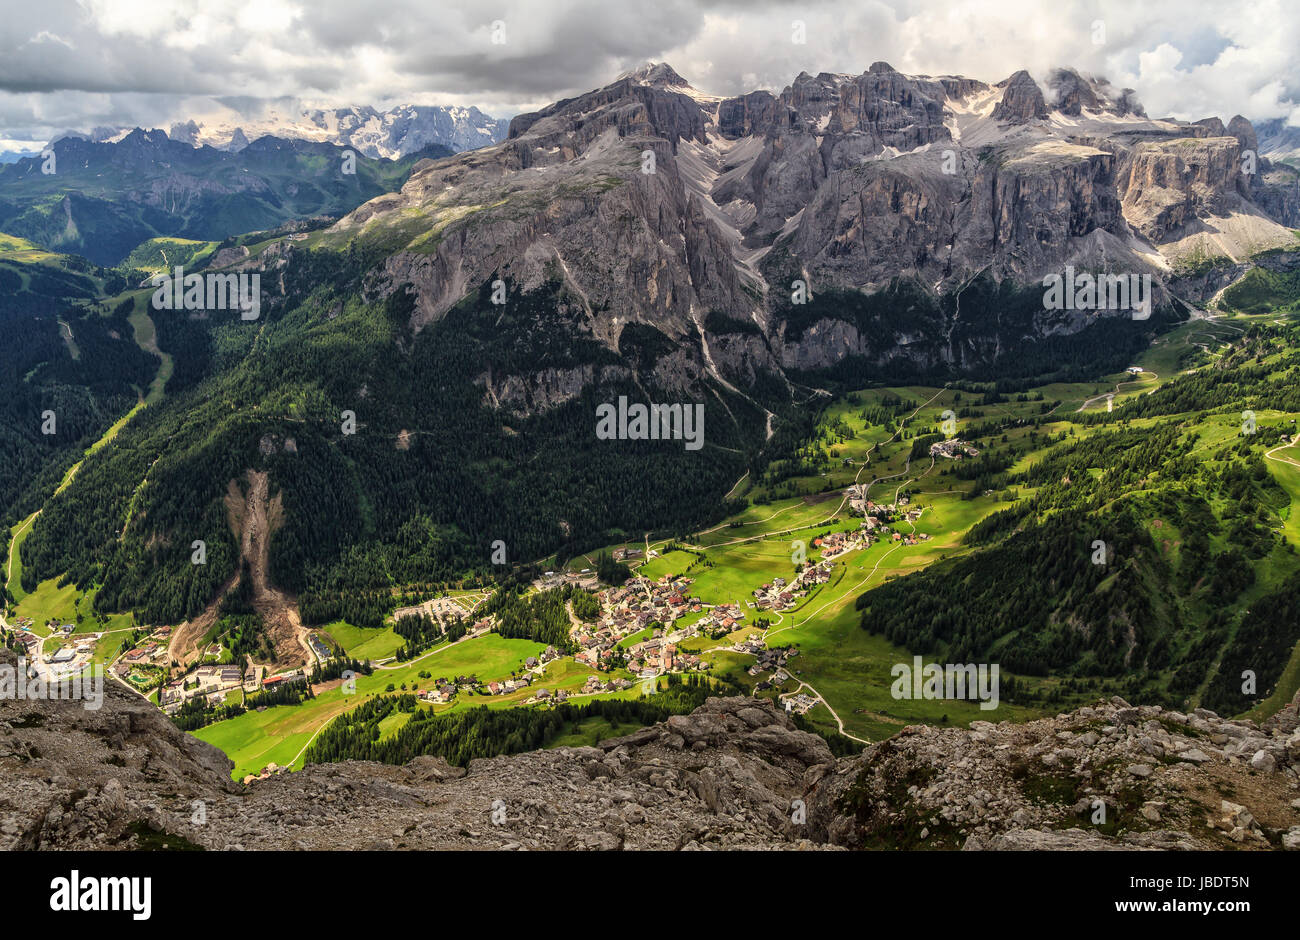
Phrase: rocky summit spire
[
  {"left": 617, "top": 62, "right": 691, "bottom": 89},
  {"left": 992, "top": 69, "right": 1048, "bottom": 124}
]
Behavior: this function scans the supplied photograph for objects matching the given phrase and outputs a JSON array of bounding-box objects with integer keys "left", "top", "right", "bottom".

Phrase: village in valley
[
  {"left": 2, "top": 471, "right": 937, "bottom": 737},
  {"left": 13, "top": 361, "right": 1166, "bottom": 778}
]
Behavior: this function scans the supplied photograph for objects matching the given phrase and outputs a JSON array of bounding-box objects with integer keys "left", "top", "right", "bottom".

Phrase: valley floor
[{"left": 6, "top": 309, "right": 1300, "bottom": 779}]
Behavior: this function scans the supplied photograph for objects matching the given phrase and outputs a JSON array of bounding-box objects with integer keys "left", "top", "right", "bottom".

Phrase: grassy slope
[
  {"left": 14, "top": 271, "right": 1300, "bottom": 770},
  {"left": 4, "top": 283, "right": 172, "bottom": 644}
]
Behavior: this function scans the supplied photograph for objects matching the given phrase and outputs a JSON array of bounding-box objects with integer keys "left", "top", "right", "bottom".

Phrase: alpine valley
[{"left": 4, "top": 61, "right": 1300, "bottom": 852}]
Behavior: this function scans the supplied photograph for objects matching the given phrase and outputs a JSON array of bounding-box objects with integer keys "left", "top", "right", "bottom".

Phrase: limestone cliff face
[
  {"left": 476, "top": 364, "right": 634, "bottom": 413},
  {"left": 300, "top": 63, "right": 1297, "bottom": 409},
  {"left": 3, "top": 670, "right": 1297, "bottom": 851},
  {"left": 972, "top": 144, "right": 1127, "bottom": 273},
  {"left": 1253, "top": 162, "right": 1300, "bottom": 227},
  {"left": 781, "top": 155, "right": 961, "bottom": 289},
  {"left": 717, "top": 91, "right": 784, "bottom": 139},
  {"left": 1119, "top": 137, "right": 1251, "bottom": 242},
  {"left": 774, "top": 315, "right": 953, "bottom": 374}
]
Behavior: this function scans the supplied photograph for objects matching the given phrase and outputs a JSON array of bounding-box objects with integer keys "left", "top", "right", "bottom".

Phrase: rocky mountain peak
[
  {"left": 1046, "top": 68, "right": 1147, "bottom": 118},
  {"left": 618, "top": 61, "right": 692, "bottom": 89},
  {"left": 1228, "top": 114, "right": 1260, "bottom": 154},
  {"left": 506, "top": 64, "right": 709, "bottom": 148},
  {"left": 317, "top": 58, "right": 1298, "bottom": 397},
  {"left": 992, "top": 69, "right": 1048, "bottom": 123},
  {"left": 1195, "top": 116, "right": 1228, "bottom": 137},
  {"left": 1046, "top": 67, "right": 1103, "bottom": 115}
]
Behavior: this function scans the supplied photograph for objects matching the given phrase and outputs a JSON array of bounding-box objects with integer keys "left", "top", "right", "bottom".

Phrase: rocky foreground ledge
[{"left": 1, "top": 668, "right": 1298, "bottom": 850}]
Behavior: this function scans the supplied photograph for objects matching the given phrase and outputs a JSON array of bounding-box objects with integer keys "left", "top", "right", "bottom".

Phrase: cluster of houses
[
  {"left": 1, "top": 617, "right": 106, "bottom": 682},
  {"left": 392, "top": 594, "right": 475, "bottom": 625},
  {"left": 781, "top": 692, "right": 818, "bottom": 715},
  {"left": 114, "top": 624, "right": 171, "bottom": 670},
  {"left": 570, "top": 575, "right": 690, "bottom": 661},
  {"left": 417, "top": 650, "right": 564, "bottom": 704},
  {"left": 582, "top": 674, "right": 634, "bottom": 695},
  {"left": 624, "top": 634, "right": 707, "bottom": 677},
  {"left": 528, "top": 675, "right": 637, "bottom": 705},
  {"left": 485, "top": 675, "right": 533, "bottom": 697},
  {"left": 741, "top": 644, "right": 800, "bottom": 691},
  {"left": 560, "top": 574, "right": 721, "bottom": 679},
  {"left": 531, "top": 687, "right": 570, "bottom": 704},
  {"left": 48, "top": 641, "right": 97, "bottom": 678},
  {"left": 20, "top": 617, "right": 77, "bottom": 636},
  {"left": 7, "top": 624, "right": 40, "bottom": 658},
  {"left": 536, "top": 569, "right": 601, "bottom": 591},
  {"left": 156, "top": 661, "right": 305, "bottom": 714},
  {"left": 746, "top": 645, "right": 797, "bottom": 678},
  {"left": 691, "top": 600, "right": 749, "bottom": 637},
  {"left": 929, "top": 438, "right": 980, "bottom": 460},
  {"left": 752, "top": 562, "right": 834, "bottom": 611},
  {"left": 159, "top": 663, "right": 242, "bottom": 712},
  {"left": 844, "top": 489, "right": 932, "bottom": 546},
  {"left": 888, "top": 529, "right": 931, "bottom": 546},
  {"left": 417, "top": 673, "right": 486, "bottom": 704},
  {"left": 11, "top": 633, "right": 39, "bottom": 657},
  {"left": 119, "top": 640, "right": 167, "bottom": 668},
  {"left": 256, "top": 668, "right": 304, "bottom": 691},
  {"left": 751, "top": 576, "right": 797, "bottom": 612}
]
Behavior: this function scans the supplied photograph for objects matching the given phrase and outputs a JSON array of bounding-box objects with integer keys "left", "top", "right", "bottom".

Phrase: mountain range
[
  {"left": 1259, "top": 117, "right": 1300, "bottom": 164},
  {"left": 4, "top": 103, "right": 509, "bottom": 164},
  {"left": 7, "top": 60, "right": 1300, "bottom": 661},
  {"left": 162, "top": 103, "right": 510, "bottom": 158},
  {"left": 0, "top": 130, "right": 453, "bottom": 265},
  {"left": 305, "top": 61, "right": 1300, "bottom": 401}
]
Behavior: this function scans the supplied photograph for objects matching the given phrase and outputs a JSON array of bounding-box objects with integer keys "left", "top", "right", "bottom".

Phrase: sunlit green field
[
  {"left": 178, "top": 312, "right": 1300, "bottom": 771},
  {"left": 5, "top": 514, "right": 38, "bottom": 607},
  {"left": 320, "top": 621, "right": 404, "bottom": 661},
  {"left": 196, "top": 632, "right": 552, "bottom": 778}
]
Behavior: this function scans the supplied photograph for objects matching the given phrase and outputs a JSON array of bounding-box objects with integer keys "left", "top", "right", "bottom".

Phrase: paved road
[{"left": 1075, "top": 369, "right": 1157, "bottom": 413}]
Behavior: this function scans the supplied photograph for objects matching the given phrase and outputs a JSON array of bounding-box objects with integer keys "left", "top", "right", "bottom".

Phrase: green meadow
[{"left": 175, "top": 311, "right": 1300, "bottom": 772}]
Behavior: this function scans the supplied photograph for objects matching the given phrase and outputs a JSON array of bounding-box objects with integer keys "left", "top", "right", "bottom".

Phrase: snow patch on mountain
[{"left": 71, "top": 103, "right": 509, "bottom": 158}]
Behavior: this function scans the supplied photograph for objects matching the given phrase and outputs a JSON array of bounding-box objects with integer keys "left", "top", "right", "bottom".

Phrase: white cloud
[
  {"left": 0, "top": 0, "right": 1295, "bottom": 145},
  {"left": 25, "top": 30, "right": 75, "bottom": 49}
]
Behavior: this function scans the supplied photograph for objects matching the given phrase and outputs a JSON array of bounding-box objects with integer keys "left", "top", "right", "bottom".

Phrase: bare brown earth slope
[{"left": 168, "top": 469, "right": 310, "bottom": 670}]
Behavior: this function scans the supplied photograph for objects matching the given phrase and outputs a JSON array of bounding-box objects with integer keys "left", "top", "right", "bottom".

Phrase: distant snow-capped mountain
[
  {"left": 62, "top": 103, "right": 508, "bottom": 158},
  {"left": 165, "top": 104, "right": 509, "bottom": 157}
]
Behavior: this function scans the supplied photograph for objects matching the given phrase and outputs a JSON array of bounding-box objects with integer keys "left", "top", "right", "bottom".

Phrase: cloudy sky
[{"left": 1, "top": 0, "right": 1297, "bottom": 149}]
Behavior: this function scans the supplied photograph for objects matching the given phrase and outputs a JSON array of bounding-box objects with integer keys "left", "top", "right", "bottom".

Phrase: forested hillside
[
  {"left": 857, "top": 319, "right": 1300, "bottom": 712},
  {"left": 304, "top": 674, "right": 731, "bottom": 767},
  {"left": 0, "top": 132, "right": 452, "bottom": 265},
  {"left": 0, "top": 244, "right": 157, "bottom": 551},
  {"left": 18, "top": 250, "right": 762, "bottom": 627}
]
